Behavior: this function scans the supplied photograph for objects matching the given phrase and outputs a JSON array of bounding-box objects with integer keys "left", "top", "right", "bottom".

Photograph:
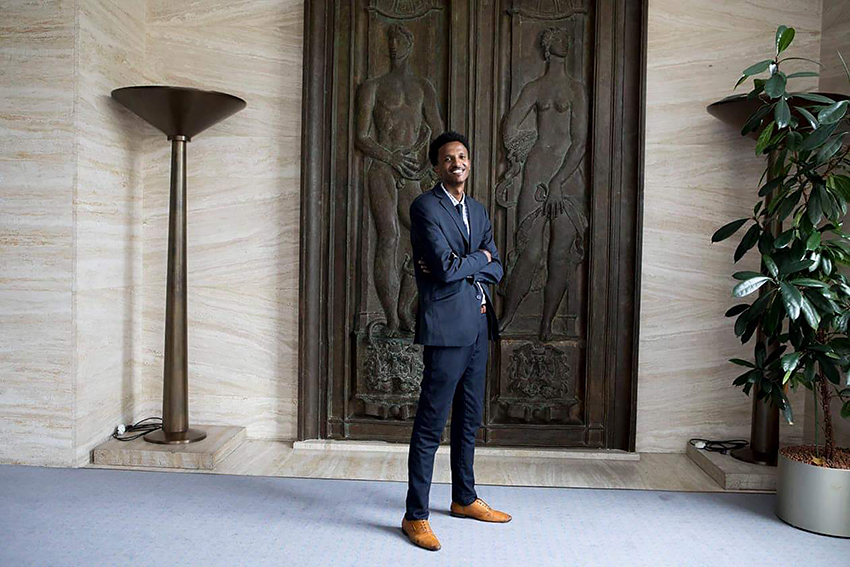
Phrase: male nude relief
[{"left": 355, "top": 23, "right": 444, "bottom": 334}]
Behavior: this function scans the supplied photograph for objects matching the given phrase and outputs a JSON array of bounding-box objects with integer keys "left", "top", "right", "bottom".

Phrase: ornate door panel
[{"left": 300, "top": 0, "right": 644, "bottom": 449}]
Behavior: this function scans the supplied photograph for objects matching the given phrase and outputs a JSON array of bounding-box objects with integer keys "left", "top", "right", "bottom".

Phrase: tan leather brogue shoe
[
  {"left": 401, "top": 518, "right": 441, "bottom": 551},
  {"left": 450, "top": 498, "right": 512, "bottom": 523}
]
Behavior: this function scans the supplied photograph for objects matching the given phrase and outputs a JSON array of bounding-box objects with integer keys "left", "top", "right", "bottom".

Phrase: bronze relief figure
[
  {"left": 497, "top": 27, "right": 589, "bottom": 342},
  {"left": 355, "top": 23, "right": 444, "bottom": 334}
]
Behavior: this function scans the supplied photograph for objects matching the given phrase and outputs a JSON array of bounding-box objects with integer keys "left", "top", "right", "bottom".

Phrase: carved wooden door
[{"left": 302, "top": 0, "right": 643, "bottom": 449}]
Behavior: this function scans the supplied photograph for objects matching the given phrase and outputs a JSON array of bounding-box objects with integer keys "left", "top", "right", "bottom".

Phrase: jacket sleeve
[
  {"left": 410, "top": 199, "right": 490, "bottom": 283},
  {"left": 473, "top": 204, "right": 503, "bottom": 285}
]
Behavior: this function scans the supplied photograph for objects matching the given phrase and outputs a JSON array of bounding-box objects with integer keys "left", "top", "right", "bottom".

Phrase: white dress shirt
[{"left": 441, "top": 184, "right": 487, "bottom": 306}]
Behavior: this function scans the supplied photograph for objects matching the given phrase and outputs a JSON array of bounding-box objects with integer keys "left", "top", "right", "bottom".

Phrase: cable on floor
[
  {"left": 112, "top": 417, "right": 163, "bottom": 441},
  {"left": 688, "top": 438, "right": 748, "bottom": 455}
]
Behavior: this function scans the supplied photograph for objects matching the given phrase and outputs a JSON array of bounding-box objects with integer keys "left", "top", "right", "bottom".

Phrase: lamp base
[
  {"left": 144, "top": 427, "right": 207, "bottom": 445},
  {"left": 731, "top": 446, "right": 777, "bottom": 467}
]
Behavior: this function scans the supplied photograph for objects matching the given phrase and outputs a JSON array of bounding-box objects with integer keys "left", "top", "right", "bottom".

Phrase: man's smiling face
[{"left": 436, "top": 141, "right": 470, "bottom": 187}]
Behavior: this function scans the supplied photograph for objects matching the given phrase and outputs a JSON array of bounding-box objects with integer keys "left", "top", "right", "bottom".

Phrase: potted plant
[{"left": 712, "top": 25, "right": 850, "bottom": 537}]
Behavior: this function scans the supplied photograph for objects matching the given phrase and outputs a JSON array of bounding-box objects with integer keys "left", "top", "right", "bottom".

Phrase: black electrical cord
[
  {"left": 112, "top": 417, "right": 163, "bottom": 442},
  {"left": 689, "top": 438, "right": 748, "bottom": 455}
]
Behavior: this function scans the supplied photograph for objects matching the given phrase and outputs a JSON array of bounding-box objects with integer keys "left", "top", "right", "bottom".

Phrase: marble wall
[
  {"left": 0, "top": 0, "right": 147, "bottom": 467},
  {"left": 3, "top": 0, "right": 841, "bottom": 467},
  {"left": 1, "top": 0, "right": 77, "bottom": 466},
  {"left": 636, "top": 0, "right": 822, "bottom": 451},
  {"left": 819, "top": 0, "right": 850, "bottom": 94},
  {"left": 141, "top": 0, "right": 304, "bottom": 441},
  {"left": 73, "top": 0, "right": 147, "bottom": 467}
]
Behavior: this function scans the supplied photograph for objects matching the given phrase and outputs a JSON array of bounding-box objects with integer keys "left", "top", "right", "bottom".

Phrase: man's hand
[{"left": 418, "top": 249, "right": 489, "bottom": 275}]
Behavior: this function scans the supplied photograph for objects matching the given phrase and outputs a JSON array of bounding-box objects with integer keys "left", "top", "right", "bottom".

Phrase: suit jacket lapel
[{"left": 435, "top": 185, "right": 470, "bottom": 247}]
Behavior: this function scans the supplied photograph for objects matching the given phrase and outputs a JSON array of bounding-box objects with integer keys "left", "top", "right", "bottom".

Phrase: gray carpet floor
[{"left": 0, "top": 464, "right": 846, "bottom": 566}]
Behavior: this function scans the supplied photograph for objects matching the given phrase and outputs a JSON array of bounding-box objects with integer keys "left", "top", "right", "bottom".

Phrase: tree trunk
[{"left": 818, "top": 377, "right": 835, "bottom": 462}]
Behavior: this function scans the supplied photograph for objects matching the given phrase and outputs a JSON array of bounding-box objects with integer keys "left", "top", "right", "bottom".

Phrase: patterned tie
[{"left": 455, "top": 203, "right": 467, "bottom": 235}]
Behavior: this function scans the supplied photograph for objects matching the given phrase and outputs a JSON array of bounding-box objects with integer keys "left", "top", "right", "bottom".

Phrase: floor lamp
[{"left": 112, "top": 86, "right": 247, "bottom": 444}]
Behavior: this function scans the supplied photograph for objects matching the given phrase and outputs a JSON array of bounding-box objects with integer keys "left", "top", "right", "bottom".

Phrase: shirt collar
[{"left": 440, "top": 183, "right": 465, "bottom": 207}]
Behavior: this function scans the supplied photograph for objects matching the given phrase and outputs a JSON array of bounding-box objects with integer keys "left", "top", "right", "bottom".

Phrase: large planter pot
[{"left": 776, "top": 449, "right": 850, "bottom": 537}]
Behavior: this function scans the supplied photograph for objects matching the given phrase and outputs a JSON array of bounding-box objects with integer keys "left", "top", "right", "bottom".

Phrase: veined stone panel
[
  {"left": 637, "top": 0, "right": 821, "bottom": 452},
  {"left": 820, "top": 0, "right": 850, "bottom": 95},
  {"left": 0, "top": 0, "right": 77, "bottom": 466},
  {"left": 73, "top": 0, "right": 147, "bottom": 467},
  {"left": 142, "top": 0, "right": 304, "bottom": 440}
]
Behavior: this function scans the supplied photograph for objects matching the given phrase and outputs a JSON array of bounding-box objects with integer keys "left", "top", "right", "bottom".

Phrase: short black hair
[{"left": 429, "top": 131, "right": 470, "bottom": 166}]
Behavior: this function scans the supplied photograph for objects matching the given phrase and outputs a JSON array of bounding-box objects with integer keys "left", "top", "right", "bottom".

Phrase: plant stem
[
  {"left": 819, "top": 375, "right": 835, "bottom": 462},
  {"left": 813, "top": 383, "right": 820, "bottom": 458}
]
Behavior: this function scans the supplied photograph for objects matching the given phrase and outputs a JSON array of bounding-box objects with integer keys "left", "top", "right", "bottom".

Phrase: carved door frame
[{"left": 299, "top": 0, "right": 647, "bottom": 450}]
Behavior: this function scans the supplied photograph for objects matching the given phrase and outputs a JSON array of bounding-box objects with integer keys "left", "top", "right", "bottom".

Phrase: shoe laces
[
  {"left": 411, "top": 520, "right": 432, "bottom": 533},
  {"left": 475, "top": 499, "right": 492, "bottom": 511}
]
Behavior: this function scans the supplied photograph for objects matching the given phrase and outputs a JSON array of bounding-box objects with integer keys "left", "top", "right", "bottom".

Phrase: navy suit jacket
[{"left": 410, "top": 184, "right": 503, "bottom": 346}]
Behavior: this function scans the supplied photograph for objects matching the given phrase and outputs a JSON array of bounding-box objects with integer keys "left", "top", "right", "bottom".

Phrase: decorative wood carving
[{"left": 300, "top": 0, "right": 646, "bottom": 449}]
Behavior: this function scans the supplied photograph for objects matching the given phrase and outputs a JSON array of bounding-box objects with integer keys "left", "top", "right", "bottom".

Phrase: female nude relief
[{"left": 497, "top": 27, "right": 589, "bottom": 342}]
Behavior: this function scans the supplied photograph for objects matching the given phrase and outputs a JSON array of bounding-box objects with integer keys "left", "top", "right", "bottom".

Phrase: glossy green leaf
[
  {"left": 758, "top": 177, "right": 783, "bottom": 197},
  {"left": 734, "top": 224, "right": 761, "bottom": 262},
  {"left": 800, "top": 121, "right": 839, "bottom": 151},
  {"left": 755, "top": 342, "right": 767, "bottom": 367},
  {"left": 725, "top": 304, "right": 749, "bottom": 317},
  {"left": 775, "top": 26, "right": 788, "bottom": 50},
  {"left": 742, "top": 60, "right": 772, "bottom": 77},
  {"left": 781, "top": 352, "right": 802, "bottom": 373},
  {"left": 733, "top": 271, "right": 764, "bottom": 281},
  {"left": 730, "top": 358, "right": 755, "bottom": 368},
  {"left": 776, "top": 191, "right": 801, "bottom": 222},
  {"left": 712, "top": 218, "right": 748, "bottom": 243},
  {"left": 819, "top": 356, "right": 841, "bottom": 384},
  {"left": 785, "top": 71, "right": 819, "bottom": 79},
  {"left": 805, "top": 231, "right": 822, "bottom": 250},
  {"left": 809, "top": 189, "right": 825, "bottom": 227},
  {"left": 741, "top": 105, "right": 773, "bottom": 135},
  {"left": 748, "top": 292, "right": 772, "bottom": 320},
  {"left": 808, "top": 248, "right": 821, "bottom": 269},
  {"left": 816, "top": 134, "right": 845, "bottom": 165},
  {"left": 774, "top": 228, "right": 795, "bottom": 248},
  {"left": 780, "top": 281, "right": 802, "bottom": 319},
  {"left": 786, "top": 131, "right": 803, "bottom": 151},
  {"left": 734, "top": 310, "right": 750, "bottom": 336},
  {"left": 755, "top": 121, "right": 775, "bottom": 153},
  {"left": 796, "top": 106, "right": 819, "bottom": 130},
  {"left": 799, "top": 296, "right": 821, "bottom": 329},
  {"left": 781, "top": 394, "right": 794, "bottom": 425},
  {"left": 763, "top": 255, "right": 778, "bottom": 278},
  {"left": 782, "top": 259, "right": 816, "bottom": 276},
  {"left": 764, "top": 73, "right": 787, "bottom": 99},
  {"left": 775, "top": 98, "right": 791, "bottom": 128},
  {"left": 817, "top": 100, "right": 848, "bottom": 124},
  {"left": 733, "top": 276, "right": 772, "bottom": 298},
  {"left": 777, "top": 27, "right": 795, "bottom": 54},
  {"left": 792, "top": 92, "right": 834, "bottom": 104},
  {"left": 789, "top": 277, "right": 826, "bottom": 288},
  {"left": 830, "top": 176, "right": 850, "bottom": 202}
]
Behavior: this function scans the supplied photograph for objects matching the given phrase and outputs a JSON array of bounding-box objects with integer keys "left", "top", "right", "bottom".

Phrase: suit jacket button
[{"left": 476, "top": 294, "right": 481, "bottom": 300}]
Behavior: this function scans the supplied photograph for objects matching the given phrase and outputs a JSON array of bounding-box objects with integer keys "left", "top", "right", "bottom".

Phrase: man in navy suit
[{"left": 401, "top": 131, "right": 512, "bottom": 552}]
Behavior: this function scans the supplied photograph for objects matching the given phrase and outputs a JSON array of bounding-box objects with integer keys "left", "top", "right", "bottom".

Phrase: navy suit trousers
[{"left": 405, "top": 311, "right": 489, "bottom": 520}]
